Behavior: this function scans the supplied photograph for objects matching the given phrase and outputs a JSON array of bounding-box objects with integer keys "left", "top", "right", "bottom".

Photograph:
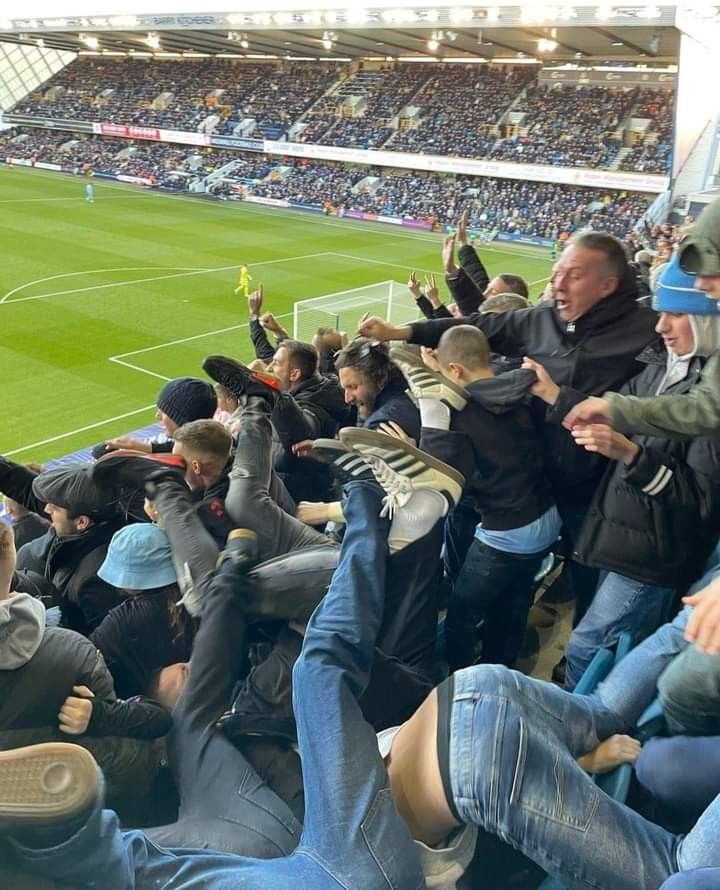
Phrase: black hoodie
[
  {"left": 421, "top": 369, "right": 554, "bottom": 531},
  {"left": 409, "top": 285, "right": 659, "bottom": 508}
]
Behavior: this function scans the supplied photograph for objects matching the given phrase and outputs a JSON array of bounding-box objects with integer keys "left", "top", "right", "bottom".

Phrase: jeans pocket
[{"left": 512, "top": 727, "right": 600, "bottom": 832}]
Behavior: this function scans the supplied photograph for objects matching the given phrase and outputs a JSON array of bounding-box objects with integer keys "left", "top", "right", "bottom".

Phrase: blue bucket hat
[
  {"left": 98, "top": 523, "right": 177, "bottom": 590},
  {"left": 653, "top": 252, "right": 720, "bottom": 316}
]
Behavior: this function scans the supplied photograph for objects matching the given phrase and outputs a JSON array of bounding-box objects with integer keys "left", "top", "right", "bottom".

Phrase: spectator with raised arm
[{"left": 359, "top": 231, "right": 659, "bottom": 622}]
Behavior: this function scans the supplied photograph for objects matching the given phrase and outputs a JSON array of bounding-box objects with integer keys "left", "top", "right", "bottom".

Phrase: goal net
[{"left": 293, "top": 280, "right": 422, "bottom": 342}]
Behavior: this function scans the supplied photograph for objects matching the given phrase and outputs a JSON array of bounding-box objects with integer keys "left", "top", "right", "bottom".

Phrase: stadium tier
[
  {"left": 9, "top": 58, "right": 675, "bottom": 173},
  {"left": 0, "top": 129, "right": 651, "bottom": 241}
]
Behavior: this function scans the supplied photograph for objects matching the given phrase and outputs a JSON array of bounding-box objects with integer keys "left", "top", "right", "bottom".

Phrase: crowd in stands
[
  {"left": 389, "top": 67, "right": 532, "bottom": 158},
  {"left": 619, "top": 89, "right": 675, "bottom": 174},
  {"left": 317, "top": 65, "right": 433, "bottom": 150},
  {"left": 11, "top": 59, "right": 341, "bottom": 141},
  {"left": 224, "top": 156, "right": 650, "bottom": 240},
  {"left": 1, "top": 128, "right": 652, "bottom": 241},
  {"left": 3, "top": 191, "right": 720, "bottom": 888},
  {"left": 11, "top": 59, "right": 675, "bottom": 173}
]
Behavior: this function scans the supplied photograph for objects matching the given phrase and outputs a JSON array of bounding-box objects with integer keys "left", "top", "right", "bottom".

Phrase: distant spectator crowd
[
  {"left": 11, "top": 59, "right": 674, "bottom": 174},
  {"left": 1, "top": 127, "right": 653, "bottom": 240}
]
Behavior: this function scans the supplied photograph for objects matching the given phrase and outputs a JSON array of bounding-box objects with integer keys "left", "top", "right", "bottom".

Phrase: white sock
[
  {"left": 388, "top": 489, "right": 448, "bottom": 554},
  {"left": 418, "top": 397, "right": 451, "bottom": 431}
]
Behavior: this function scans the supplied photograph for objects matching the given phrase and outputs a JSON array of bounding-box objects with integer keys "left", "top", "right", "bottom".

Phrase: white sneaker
[
  {"left": 339, "top": 428, "right": 464, "bottom": 519},
  {"left": 390, "top": 345, "right": 467, "bottom": 411}
]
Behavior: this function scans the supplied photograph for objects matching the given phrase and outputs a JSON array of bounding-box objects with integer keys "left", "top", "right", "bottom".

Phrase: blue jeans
[
  {"left": 445, "top": 538, "right": 547, "bottom": 670},
  {"left": 565, "top": 571, "right": 676, "bottom": 690},
  {"left": 661, "top": 870, "right": 720, "bottom": 888},
  {"left": 636, "top": 736, "right": 720, "bottom": 828},
  {"left": 4, "top": 482, "right": 425, "bottom": 890},
  {"left": 657, "top": 644, "right": 720, "bottom": 735},
  {"left": 448, "top": 634, "right": 720, "bottom": 889}
]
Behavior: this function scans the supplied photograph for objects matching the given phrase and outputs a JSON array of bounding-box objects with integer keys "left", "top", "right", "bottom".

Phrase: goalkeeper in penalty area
[{"left": 234, "top": 264, "right": 252, "bottom": 297}]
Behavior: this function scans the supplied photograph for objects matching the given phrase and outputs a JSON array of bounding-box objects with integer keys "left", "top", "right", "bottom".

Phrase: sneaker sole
[
  {"left": 0, "top": 744, "right": 99, "bottom": 825},
  {"left": 339, "top": 428, "right": 465, "bottom": 496},
  {"left": 389, "top": 346, "right": 467, "bottom": 410},
  {"left": 311, "top": 439, "right": 374, "bottom": 483},
  {"left": 203, "top": 355, "right": 281, "bottom": 398}
]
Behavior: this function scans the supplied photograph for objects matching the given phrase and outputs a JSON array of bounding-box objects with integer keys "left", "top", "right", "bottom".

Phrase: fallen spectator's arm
[
  {"left": 58, "top": 685, "right": 171, "bottom": 739},
  {"left": 0, "top": 458, "right": 46, "bottom": 517}
]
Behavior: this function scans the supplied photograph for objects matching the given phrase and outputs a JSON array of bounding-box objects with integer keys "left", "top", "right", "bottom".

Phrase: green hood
[{"left": 679, "top": 197, "right": 720, "bottom": 277}]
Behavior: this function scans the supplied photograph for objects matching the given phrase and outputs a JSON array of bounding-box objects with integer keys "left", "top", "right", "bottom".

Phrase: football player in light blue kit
[{"left": 85, "top": 182, "right": 95, "bottom": 203}]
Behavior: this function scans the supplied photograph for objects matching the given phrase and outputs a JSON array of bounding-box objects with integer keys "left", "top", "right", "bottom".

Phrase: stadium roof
[
  {"left": 0, "top": 24, "right": 682, "bottom": 64},
  {"left": 0, "top": 4, "right": 695, "bottom": 64}
]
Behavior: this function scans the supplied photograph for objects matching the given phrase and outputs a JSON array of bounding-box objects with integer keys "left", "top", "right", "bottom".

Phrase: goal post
[{"left": 292, "top": 280, "right": 422, "bottom": 342}]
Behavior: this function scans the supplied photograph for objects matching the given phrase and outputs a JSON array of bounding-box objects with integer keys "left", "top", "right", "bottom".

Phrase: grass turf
[{"left": 1, "top": 165, "right": 553, "bottom": 463}]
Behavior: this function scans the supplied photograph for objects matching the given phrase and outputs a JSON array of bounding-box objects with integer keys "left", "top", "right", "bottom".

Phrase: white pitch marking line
[
  {"left": 0, "top": 194, "right": 154, "bottom": 204},
  {"left": 1, "top": 252, "right": 333, "bottom": 305},
  {"left": 1, "top": 267, "right": 211, "bottom": 304},
  {"left": 108, "top": 358, "right": 172, "bottom": 382},
  {"left": 326, "top": 252, "right": 440, "bottom": 277},
  {"left": 5, "top": 404, "right": 157, "bottom": 458},
  {"left": 110, "top": 311, "right": 293, "bottom": 360}
]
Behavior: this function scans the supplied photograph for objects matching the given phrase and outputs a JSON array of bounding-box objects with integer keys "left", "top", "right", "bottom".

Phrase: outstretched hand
[
  {"left": 377, "top": 421, "right": 416, "bottom": 446},
  {"left": 570, "top": 424, "right": 639, "bottom": 465},
  {"left": 684, "top": 576, "right": 720, "bottom": 655},
  {"left": 424, "top": 272, "right": 440, "bottom": 308},
  {"left": 296, "top": 501, "right": 331, "bottom": 526},
  {"left": 357, "top": 315, "right": 402, "bottom": 341},
  {"left": 457, "top": 209, "right": 469, "bottom": 247},
  {"left": 407, "top": 271, "right": 422, "bottom": 298},
  {"left": 248, "top": 284, "right": 264, "bottom": 318},
  {"left": 442, "top": 234, "right": 458, "bottom": 275},
  {"left": 521, "top": 357, "right": 560, "bottom": 406},
  {"left": 563, "top": 396, "right": 613, "bottom": 430},
  {"left": 577, "top": 734, "right": 641, "bottom": 775}
]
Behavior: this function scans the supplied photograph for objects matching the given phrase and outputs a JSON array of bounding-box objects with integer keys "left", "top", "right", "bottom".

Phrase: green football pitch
[{"left": 1, "top": 165, "right": 553, "bottom": 463}]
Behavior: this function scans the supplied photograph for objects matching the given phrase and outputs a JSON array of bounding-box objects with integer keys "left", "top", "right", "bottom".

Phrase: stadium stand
[
  {"left": 10, "top": 59, "right": 674, "bottom": 172},
  {"left": 0, "top": 129, "right": 651, "bottom": 239}
]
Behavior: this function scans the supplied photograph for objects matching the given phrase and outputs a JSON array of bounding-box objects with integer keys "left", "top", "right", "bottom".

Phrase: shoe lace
[{"left": 364, "top": 454, "right": 413, "bottom": 519}]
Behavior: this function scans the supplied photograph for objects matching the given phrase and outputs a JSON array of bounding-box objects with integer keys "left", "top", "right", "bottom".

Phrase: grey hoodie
[
  {"left": 0, "top": 593, "right": 46, "bottom": 669},
  {"left": 654, "top": 316, "right": 720, "bottom": 394}
]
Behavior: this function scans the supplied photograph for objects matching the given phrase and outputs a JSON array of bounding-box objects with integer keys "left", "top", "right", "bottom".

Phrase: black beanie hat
[
  {"left": 32, "top": 465, "right": 114, "bottom": 518},
  {"left": 156, "top": 377, "right": 217, "bottom": 426}
]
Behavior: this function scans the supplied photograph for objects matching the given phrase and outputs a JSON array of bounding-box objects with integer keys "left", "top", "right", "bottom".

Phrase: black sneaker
[
  {"left": 390, "top": 344, "right": 467, "bottom": 410},
  {"left": 203, "top": 355, "right": 280, "bottom": 408},
  {"left": 92, "top": 450, "right": 186, "bottom": 496},
  {"left": 0, "top": 743, "right": 99, "bottom": 831},
  {"left": 310, "top": 438, "right": 376, "bottom": 486}
]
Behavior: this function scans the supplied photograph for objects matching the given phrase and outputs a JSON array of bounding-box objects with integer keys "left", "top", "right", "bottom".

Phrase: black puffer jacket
[
  {"left": 408, "top": 285, "right": 659, "bottom": 507},
  {"left": 574, "top": 351, "right": 720, "bottom": 588},
  {"left": 0, "top": 624, "right": 168, "bottom": 740}
]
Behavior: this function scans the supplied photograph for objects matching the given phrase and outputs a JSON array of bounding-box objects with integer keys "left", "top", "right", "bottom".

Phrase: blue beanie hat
[
  {"left": 98, "top": 523, "right": 177, "bottom": 590},
  {"left": 156, "top": 377, "right": 217, "bottom": 426},
  {"left": 653, "top": 253, "right": 720, "bottom": 316}
]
